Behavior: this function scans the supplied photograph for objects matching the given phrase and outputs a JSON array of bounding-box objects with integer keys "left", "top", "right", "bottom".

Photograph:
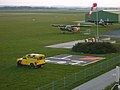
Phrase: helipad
[{"left": 46, "top": 54, "right": 105, "bottom": 66}]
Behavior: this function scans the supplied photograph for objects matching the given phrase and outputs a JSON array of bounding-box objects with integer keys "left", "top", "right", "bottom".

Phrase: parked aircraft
[
  {"left": 87, "top": 18, "right": 117, "bottom": 26},
  {"left": 51, "top": 23, "right": 91, "bottom": 33}
]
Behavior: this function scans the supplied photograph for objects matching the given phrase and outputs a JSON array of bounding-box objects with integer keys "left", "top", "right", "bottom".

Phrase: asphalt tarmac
[
  {"left": 102, "top": 30, "right": 120, "bottom": 38},
  {"left": 73, "top": 67, "right": 120, "bottom": 90}
]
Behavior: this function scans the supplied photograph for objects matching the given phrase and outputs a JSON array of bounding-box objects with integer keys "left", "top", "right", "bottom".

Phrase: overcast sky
[{"left": 0, "top": 0, "right": 120, "bottom": 7}]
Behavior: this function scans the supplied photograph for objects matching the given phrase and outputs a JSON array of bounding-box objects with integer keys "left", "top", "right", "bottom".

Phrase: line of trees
[{"left": 0, "top": 6, "right": 120, "bottom": 10}]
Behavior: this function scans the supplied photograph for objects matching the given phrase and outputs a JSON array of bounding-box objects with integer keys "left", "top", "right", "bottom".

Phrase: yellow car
[{"left": 17, "top": 54, "right": 46, "bottom": 69}]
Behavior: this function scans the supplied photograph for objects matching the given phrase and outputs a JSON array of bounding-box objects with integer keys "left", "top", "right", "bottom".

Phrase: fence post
[
  {"left": 64, "top": 77, "right": 66, "bottom": 88},
  {"left": 84, "top": 69, "right": 86, "bottom": 81},
  {"left": 100, "top": 63, "right": 103, "bottom": 71},
  {"left": 92, "top": 65, "right": 94, "bottom": 75},
  {"left": 52, "top": 81, "right": 54, "bottom": 90},
  {"left": 106, "top": 61, "right": 109, "bottom": 70}
]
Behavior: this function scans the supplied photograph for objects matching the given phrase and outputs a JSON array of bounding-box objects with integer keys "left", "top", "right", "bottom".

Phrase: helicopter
[
  {"left": 74, "top": 19, "right": 113, "bottom": 27},
  {"left": 87, "top": 18, "right": 118, "bottom": 26},
  {"left": 51, "top": 23, "right": 92, "bottom": 33}
]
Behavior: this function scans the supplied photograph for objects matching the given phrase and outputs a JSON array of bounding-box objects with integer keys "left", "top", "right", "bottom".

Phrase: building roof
[{"left": 103, "top": 10, "right": 120, "bottom": 14}]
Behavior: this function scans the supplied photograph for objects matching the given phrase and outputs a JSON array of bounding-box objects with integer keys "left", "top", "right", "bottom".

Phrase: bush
[
  {"left": 72, "top": 42, "right": 117, "bottom": 54},
  {"left": 113, "top": 43, "right": 120, "bottom": 52}
]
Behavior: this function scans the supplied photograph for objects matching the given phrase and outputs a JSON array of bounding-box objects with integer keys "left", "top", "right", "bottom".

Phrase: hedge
[{"left": 72, "top": 42, "right": 118, "bottom": 54}]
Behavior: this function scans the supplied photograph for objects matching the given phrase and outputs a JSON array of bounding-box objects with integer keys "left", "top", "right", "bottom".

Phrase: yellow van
[{"left": 17, "top": 54, "right": 46, "bottom": 69}]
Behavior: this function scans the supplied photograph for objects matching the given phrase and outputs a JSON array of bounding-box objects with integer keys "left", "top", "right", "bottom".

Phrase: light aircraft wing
[
  {"left": 52, "top": 24, "right": 92, "bottom": 27},
  {"left": 51, "top": 24, "right": 66, "bottom": 27},
  {"left": 71, "top": 25, "right": 92, "bottom": 27},
  {"left": 73, "top": 21, "right": 95, "bottom": 25}
]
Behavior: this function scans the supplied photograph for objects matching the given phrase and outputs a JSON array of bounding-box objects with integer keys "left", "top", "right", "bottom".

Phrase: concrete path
[
  {"left": 46, "top": 40, "right": 85, "bottom": 49},
  {"left": 72, "top": 68, "right": 120, "bottom": 90},
  {"left": 46, "top": 37, "right": 116, "bottom": 49}
]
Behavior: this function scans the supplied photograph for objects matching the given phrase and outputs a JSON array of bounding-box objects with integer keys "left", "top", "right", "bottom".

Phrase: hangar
[{"left": 85, "top": 10, "right": 120, "bottom": 23}]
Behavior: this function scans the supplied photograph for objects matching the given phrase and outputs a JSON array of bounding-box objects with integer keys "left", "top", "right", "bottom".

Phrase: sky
[{"left": 0, "top": 0, "right": 120, "bottom": 7}]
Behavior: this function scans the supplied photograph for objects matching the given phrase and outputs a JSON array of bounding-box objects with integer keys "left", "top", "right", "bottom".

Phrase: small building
[{"left": 85, "top": 10, "right": 120, "bottom": 23}]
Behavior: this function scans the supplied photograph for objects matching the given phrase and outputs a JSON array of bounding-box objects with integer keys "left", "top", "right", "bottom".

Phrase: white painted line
[
  {"left": 71, "top": 60, "right": 86, "bottom": 63},
  {"left": 69, "top": 62, "right": 80, "bottom": 65},
  {"left": 47, "top": 55, "right": 72, "bottom": 60},
  {"left": 61, "top": 55, "right": 72, "bottom": 59},
  {"left": 45, "top": 60, "right": 51, "bottom": 62},
  {"left": 48, "top": 57, "right": 69, "bottom": 60},
  {"left": 48, "top": 57, "right": 62, "bottom": 59},
  {"left": 57, "top": 61, "right": 66, "bottom": 64},
  {"left": 81, "top": 60, "right": 100, "bottom": 66},
  {"left": 45, "top": 59, "right": 58, "bottom": 63}
]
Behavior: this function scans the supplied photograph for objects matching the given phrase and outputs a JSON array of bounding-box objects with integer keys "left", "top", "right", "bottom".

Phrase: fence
[{"left": 36, "top": 55, "right": 120, "bottom": 90}]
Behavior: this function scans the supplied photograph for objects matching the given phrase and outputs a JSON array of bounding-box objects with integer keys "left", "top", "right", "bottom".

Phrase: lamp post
[
  {"left": 116, "top": 66, "right": 120, "bottom": 90},
  {"left": 111, "top": 66, "right": 120, "bottom": 90},
  {"left": 96, "top": 7, "right": 99, "bottom": 41},
  {"left": 88, "top": 3, "right": 99, "bottom": 41}
]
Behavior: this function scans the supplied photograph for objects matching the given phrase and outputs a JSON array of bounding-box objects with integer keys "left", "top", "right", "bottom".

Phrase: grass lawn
[{"left": 0, "top": 10, "right": 120, "bottom": 90}]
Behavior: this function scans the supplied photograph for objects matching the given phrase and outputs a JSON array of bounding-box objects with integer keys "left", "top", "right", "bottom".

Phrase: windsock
[{"left": 88, "top": 3, "right": 97, "bottom": 18}]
